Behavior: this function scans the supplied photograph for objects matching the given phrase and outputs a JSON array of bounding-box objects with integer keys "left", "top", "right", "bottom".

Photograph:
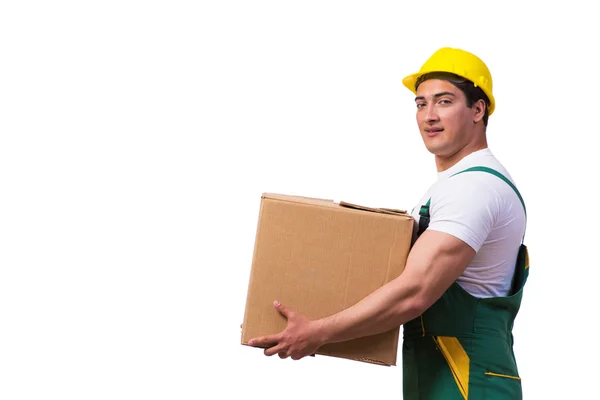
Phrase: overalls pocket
[{"left": 482, "top": 370, "right": 523, "bottom": 400}]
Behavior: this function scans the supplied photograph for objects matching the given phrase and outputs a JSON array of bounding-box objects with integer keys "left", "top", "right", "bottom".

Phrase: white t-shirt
[{"left": 411, "top": 148, "right": 526, "bottom": 298}]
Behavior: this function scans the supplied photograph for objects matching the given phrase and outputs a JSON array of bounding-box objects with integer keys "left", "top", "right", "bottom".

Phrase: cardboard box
[{"left": 241, "top": 193, "right": 414, "bottom": 366}]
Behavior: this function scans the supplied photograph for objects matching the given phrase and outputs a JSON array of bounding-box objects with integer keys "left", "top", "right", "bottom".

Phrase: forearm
[{"left": 315, "top": 273, "right": 424, "bottom": 345}]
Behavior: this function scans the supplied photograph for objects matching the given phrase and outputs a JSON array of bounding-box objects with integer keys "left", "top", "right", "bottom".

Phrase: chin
[
  {"left": 424, "top": 145, "right": 452, "bottom": 158},
  {"left": 422, "top": 141, "right": 443, "bottom": 155}
]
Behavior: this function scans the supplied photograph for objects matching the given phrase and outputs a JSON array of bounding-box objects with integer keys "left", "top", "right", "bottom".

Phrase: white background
[{"left": 1, "top": 1, "right": 598, "bottom": 399}]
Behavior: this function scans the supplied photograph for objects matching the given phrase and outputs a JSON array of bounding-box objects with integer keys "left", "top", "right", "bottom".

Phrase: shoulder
[
  {"left": 426, "top": 169, "right": 510, "bottom": 252},
  {"left": 430, "top": 171, "right": 503, "bottom": 214}
]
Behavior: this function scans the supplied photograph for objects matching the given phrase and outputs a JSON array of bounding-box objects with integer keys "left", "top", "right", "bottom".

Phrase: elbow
[
  {"left": 393, "top": 281, "right": 430, "bottom": 322},
  {"left": 404, "top": 294, "right": 429, "bottom": 321},
  {"left": 406, "top": 281, "right": 448, "bottom": 321}
]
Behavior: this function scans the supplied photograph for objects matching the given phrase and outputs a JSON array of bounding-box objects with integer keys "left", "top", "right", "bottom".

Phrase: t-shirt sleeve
[{"left": 427, "top": 175, "right": 500, "bottom": 252}]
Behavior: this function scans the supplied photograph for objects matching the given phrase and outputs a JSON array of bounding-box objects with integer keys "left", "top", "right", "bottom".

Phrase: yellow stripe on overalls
[{"left": 433, "top": 336, "right": 470, "bottom": 400}]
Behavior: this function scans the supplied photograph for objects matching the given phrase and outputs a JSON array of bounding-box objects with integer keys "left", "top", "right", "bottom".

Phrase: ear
[{"left": 472, "top": 99, "right": 487, "bottom": 123}]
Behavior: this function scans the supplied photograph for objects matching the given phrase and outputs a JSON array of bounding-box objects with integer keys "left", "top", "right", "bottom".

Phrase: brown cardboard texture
[{"left": 241, "top": 193, "right": 414, "bottom": 366}]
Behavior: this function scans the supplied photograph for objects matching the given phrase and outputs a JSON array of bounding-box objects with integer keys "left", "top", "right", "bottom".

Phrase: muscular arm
[
  {"left": 248, "top": 226, "right": 479, "bottom": 358},
  {"left": 314, "top": 229, "right": 476, "bottom": 344}
]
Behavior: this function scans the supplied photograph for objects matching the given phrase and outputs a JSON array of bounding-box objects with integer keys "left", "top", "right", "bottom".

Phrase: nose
[{"left": 425, "top": 104, "right": 439, "bottom": 123}]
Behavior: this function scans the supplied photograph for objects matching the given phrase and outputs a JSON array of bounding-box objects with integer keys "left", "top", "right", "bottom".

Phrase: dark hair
[{"left": 415, "top": 72, "right": 491, "bottom": 127}]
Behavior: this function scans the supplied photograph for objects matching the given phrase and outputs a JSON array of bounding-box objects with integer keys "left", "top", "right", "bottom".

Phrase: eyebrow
[{"left": 415, "top": 92, "right": 456, "bottom": 101}]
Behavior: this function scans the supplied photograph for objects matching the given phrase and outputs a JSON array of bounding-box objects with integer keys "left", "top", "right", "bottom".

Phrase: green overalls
[{"left": 402, "top": 166, "right": 529, "bottom": 400}]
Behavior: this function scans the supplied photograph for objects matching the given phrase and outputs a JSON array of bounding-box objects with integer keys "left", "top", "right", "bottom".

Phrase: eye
[
  {"left": 416, "top": 103, "right": 426, "bottom": 109},
  {"left": 439, "top": 99, "right": 452, "bottom": 105}
]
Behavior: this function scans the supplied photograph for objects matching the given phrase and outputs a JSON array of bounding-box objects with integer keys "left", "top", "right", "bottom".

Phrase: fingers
[
  {"left": 256, "top": 342, "right": 315, "bottom": 360},
  {"left": 273, "top": 300, "right": 292, "bottom": 318},
  {"left": 278, "top": 350, "right": 307, "bottom": 360},
  {"left": 264, "top": 343, "right": 287, "bottom": 357},
  {"left": 248, "top": 334, "right": 281, "bottom": 348}
]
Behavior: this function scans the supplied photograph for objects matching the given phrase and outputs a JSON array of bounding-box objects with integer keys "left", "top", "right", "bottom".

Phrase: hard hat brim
[{"left": 402, "top": 72, "right": 421, "bottom": 95}]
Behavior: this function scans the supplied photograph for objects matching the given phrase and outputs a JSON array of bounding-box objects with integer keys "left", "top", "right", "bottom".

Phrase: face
[{"left": 414, "top": 79, "right": 480, "bottom": 158}]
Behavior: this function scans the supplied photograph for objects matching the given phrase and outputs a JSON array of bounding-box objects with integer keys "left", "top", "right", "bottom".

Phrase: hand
[{"left": 248, "top": 300, "right": 324, "bottom": 360}]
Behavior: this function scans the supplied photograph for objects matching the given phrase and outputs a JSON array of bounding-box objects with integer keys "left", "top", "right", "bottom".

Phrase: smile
[{"left": 424, "top": 128, "right": 444, "bottom": 137}]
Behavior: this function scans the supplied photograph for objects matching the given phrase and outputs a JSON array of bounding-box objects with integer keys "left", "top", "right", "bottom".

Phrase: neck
[{"left": 435, "top": 138, "right": 488, "bottom": 172}]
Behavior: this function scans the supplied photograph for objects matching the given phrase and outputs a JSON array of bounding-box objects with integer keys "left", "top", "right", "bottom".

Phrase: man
[{"left": 248, "top": 47, "right": 529, "bottom": 399}]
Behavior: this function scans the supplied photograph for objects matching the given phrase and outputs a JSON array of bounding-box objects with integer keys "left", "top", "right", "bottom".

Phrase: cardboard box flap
[
  {"left": 339, "top": 201, "right": 407, "bottom": 216},
  {"left": 261, "top": 193, "right": 338, "bottom": 208},
  {"left": 379, "top": 207, "right": 408, "bottom": 215},
  {"left": 261, "top": 194, "right": 408, "bottom": 217}
]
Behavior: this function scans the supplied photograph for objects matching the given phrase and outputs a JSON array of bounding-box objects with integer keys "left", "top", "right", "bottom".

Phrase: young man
[{"left": 248, "top": 47, "right": 529, "bottom": 399}]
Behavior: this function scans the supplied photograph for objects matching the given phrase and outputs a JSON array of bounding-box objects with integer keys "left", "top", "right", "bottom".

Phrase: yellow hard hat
[{"left": 402, "top": 47, "right": 496, "bottom": 115}]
